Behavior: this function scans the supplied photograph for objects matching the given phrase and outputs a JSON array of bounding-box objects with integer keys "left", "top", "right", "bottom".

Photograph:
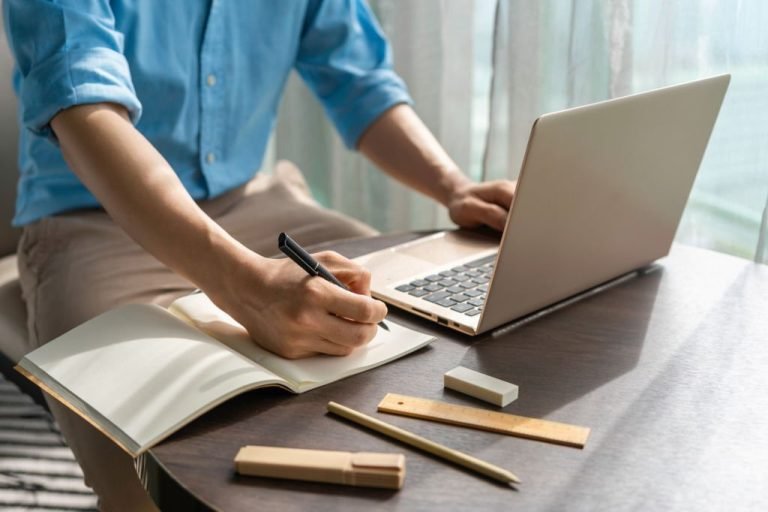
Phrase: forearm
[
  {"left": 357, "top": 104, "right": 471, "bottom": 207},
  {"left": 358, "top": 103, "right": 515, "bottom": 232},
  {"left": 49, "top": 102, "right": 386, "bottom": 358},
  {"left": 51, "top": 103, "right": 255, "bottom": 294}
]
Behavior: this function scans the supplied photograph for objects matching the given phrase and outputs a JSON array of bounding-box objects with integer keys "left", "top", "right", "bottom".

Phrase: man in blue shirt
[{"left": 5, "top": 1, "right": 515, "bottom": 509}]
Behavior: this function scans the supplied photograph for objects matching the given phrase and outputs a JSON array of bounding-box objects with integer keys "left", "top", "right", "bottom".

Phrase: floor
[{"left": 0, "top": 373, "right": 97, "bottom": 511}]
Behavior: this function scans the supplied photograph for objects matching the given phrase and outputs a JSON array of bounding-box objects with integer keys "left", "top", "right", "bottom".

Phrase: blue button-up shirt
[{"left": 3, "top": 0, "right": 411, "bottom": 226}]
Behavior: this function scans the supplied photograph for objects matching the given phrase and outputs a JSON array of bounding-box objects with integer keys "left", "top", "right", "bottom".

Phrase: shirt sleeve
[
  {"left": 3, "top": 0, "right": 142, "bottom": 140},
  {"left": 296, "top": 0, "right": 413, "bottom": 149}
]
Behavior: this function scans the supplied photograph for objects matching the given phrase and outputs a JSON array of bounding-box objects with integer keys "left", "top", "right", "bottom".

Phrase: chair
[{"left": 0, "top": 21, "right": 42, "bottom": 403}]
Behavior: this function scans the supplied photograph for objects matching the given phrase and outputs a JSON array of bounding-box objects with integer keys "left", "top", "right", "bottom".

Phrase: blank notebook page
[{"left": 22, "top": 304, "right": 280, "bottom": 452}]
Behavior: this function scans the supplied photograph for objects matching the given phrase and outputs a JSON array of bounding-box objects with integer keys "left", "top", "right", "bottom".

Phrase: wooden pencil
[{"left": 327, "top": 401, "right": 520, "bottom": 485}]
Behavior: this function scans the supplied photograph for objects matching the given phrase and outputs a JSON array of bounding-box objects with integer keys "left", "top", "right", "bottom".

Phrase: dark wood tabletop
[{"left": 144, "top": 233, "right": 768, "bottom": 511}]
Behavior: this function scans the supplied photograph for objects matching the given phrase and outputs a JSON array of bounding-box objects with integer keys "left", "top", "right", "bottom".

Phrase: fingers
[
  {"left": 303, "top": 251, "right": 385, "bottom": 323},
  {"left": 280, "top": 337, "right": 361, "bottom": 359},
  {"left": 275, "top": 336, "right": 358, "bottom": 360},
  {"left": 286, "top": 305, "right": 381, "bottom": 358},
  {"left": 308, "top": 277, "right": 388, "bottom": 324},
  {"left": 464, "top": 196, "right": 508, "bottom": 231},
  {"left": 317, "top": 313, "right": 379, "bottom": 350},
  {"left": 313, "top": 337, "right": 361, "bottom": 356},
  {"left": 474, "top": 180, "right": 516, "bottom": 208},
  {"left": 240, "top": 251, "right": 385, "bottom": 360},
  {"left": 449, "top": 180, "right": 516, "bottom": 232},
  {"left": 314, "top": 251, "right": 372, "bottom": 295},
  {"left": 296, "top": 250, "right": 387, "bottom": 345}
]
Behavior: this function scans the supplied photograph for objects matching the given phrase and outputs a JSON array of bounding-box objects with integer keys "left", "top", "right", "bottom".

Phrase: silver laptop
[{"left": 355, "top": 74, "right": 730, "bottom": 335}]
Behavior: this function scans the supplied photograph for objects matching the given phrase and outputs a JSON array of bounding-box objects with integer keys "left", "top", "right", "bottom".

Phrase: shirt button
[
  {"left": 206, "top": 152, "right": 216, "bottom": 164},
  {"left": 206, "top": 74, "right": 217, "bottom": 87}
]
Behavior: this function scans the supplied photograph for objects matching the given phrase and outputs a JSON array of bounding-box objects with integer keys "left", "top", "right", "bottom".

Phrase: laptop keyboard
[{"left": 393, "top": 254, "right": 496, "bottom": 317}]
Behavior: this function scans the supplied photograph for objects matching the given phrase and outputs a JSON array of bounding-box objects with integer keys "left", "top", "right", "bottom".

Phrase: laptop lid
[{"left": 477, "top": 74, "right": 730, "bottom": 333}]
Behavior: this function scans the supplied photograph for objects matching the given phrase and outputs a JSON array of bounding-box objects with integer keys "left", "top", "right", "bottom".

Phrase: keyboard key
[
  {"left": 464, "top": 289, "right": 484, "bottom": 298},
  {"left": 395, "top": 284, "right": 415, "bottom": 292},
  {"left": 409, "top": 289, "right": 429, "bottom": 297},
  {"left": 466, "top": 309, "right": 482, "bottom": 316},
  {"left": 424, "top": 284, "right": 443, "bottom": 292},
  {"left": 451, "top": 303, "right": 474, "bottom": 313},
  {"left": 477, "top": 285, "right": 488, "bottom": 292},
  {"left": 446, "top": 285, "right": 463, "bottom": 294},
  {"left": 459, "top": 281, "right": 476, "bottom": 289},
  {"left": 425, "top": 274, "right": 443, "bottom": 282},
  {"left": 424, "top": 291, "right": 452, "bottom": 303},
  {"left": 468, "top": 298, "right": 485, "bottom": 306},
  {"left": 472, "top": 277, "right": 490, "bottom": 285},
  {"left": 451, "top": 265, "right": 470, "bottom": 272},
  {"left": 479, "top": 266, "right": 493, "bottom": 274},
  {"left": 449, "top": 293, "right": 471, "bottom": 303},
  {"left": 466, "top": 270, "right": 482, "bottom": 278},
  {"left": 410, "top": 279, "right": 429, "bottom": 287},
  {"left": 438, "top": 279, "right": 457, "bottom": 287},
  {"left": 436, "top": 298, "right": 456, "bottom": 307},
  {"left": 439, "top": 270, "right": 457, "bottom": 277}
]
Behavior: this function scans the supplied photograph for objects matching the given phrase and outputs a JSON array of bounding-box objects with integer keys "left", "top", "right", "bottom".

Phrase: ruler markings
[{"left": 377, "top": 393, "right": 589, "bottom": 449}]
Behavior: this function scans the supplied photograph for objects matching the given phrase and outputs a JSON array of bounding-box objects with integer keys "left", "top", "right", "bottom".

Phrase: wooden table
[{"left": 144, "top": 233, "right": 768, "bottom": 511}]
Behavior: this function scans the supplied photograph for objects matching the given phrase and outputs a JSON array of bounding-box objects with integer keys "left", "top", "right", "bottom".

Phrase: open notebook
[{"left": 15, "top": 293, "right": 434, "bottom": 457}]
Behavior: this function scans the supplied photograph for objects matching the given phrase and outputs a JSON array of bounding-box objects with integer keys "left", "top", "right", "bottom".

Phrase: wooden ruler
[{"left": 377, "top": 393, "right": 590, "bottom": 449}]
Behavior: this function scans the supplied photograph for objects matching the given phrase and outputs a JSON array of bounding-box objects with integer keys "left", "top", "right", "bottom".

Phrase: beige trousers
[{"left": 17, "top": 162, "right": 376, "bottom": 511}]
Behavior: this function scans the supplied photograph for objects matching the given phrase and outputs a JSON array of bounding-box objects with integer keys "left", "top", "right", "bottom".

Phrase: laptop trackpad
[
  {"left": 395, "top": 230, "right": 499, "bottom": 265},
  {"left": 356, "top": 230, "right": 500, "bottom": 285}
]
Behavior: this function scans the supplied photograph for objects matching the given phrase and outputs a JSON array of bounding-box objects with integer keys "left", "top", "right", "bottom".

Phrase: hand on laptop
[
  {"left": 357, "top": 105, "right": 515, "bottom": 233},
  {"left": 215, "top": 250, "right": 388, "bottom": 359},
  {"left": 446, "top": 180, "right": 516, "bottom": 232}
]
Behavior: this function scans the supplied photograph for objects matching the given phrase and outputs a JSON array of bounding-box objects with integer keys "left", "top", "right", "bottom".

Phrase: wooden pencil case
[{"left": 234, "top": 445, "right": 406, "bottom": 489}]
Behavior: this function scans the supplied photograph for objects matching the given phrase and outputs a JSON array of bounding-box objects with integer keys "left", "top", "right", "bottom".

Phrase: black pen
[{"left": 278, "top": 232, "right": 389, "bottom": 331}]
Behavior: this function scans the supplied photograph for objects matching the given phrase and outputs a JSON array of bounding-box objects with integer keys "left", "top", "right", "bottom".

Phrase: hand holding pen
[
  {"left": 205, "top": 231, "right": 388, "bottom": 359},
  {"left": 278, "top": 232, "right": 390, "bottom": 331}
]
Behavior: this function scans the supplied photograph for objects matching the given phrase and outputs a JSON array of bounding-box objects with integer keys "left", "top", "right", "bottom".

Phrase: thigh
[
  {"left": 17, "top": 210, "right": 174, "bottom": 511},
  {"left": 213, "top": 161, "right": 378, "bottom": 257},
  {"left": 17, "top": 210, "right": 195, "bottom": 350}
]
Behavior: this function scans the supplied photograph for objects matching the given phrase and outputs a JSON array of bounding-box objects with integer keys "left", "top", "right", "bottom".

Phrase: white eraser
[{"left": 444, "top": 366, "right": 518, "bottom": 407}]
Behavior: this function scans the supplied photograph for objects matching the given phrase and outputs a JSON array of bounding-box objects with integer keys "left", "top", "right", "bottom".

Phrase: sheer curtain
[
  {"left": 274, "top": 1, "right": 768, "bottom": 261},
  {"left": 275, "top": 0, "right": 483, "bottom": 233},
  {"left": 485, "top": 0, "right": 768, "bottom": 262}
]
